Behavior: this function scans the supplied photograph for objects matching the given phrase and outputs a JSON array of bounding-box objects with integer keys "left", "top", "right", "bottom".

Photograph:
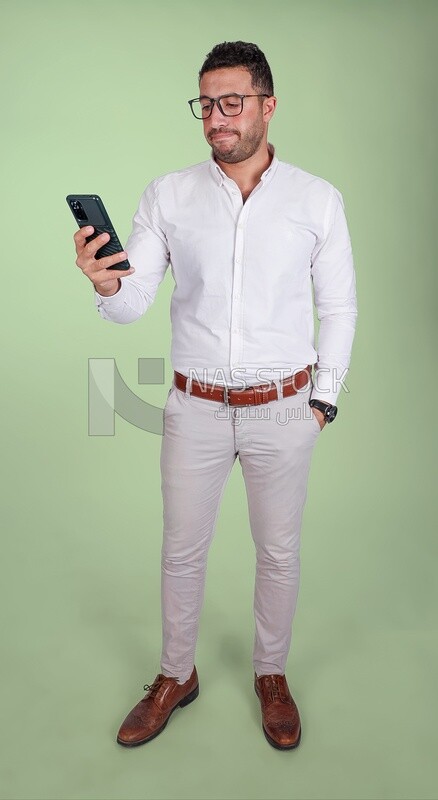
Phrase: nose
[{"left": 208, "top": 99, "right": 228, "bottom": 127}]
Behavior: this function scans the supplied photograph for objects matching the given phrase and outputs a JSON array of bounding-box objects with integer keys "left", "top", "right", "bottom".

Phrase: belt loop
[
  {"left": 185, "top": 374, "right": 192, "bottom": 398},
  {"left": 273, "top": 378, "right": 283, "bottom": 401}
]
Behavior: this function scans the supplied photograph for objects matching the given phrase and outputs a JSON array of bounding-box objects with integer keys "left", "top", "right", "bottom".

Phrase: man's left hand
[{"left": 311, "top": 408, "right": 326, "bottom": 431}]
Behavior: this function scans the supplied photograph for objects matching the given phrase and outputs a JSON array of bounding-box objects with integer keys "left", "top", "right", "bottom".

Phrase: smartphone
[{"left": 66, "top": 194, "right": 131, "bottom": 271}]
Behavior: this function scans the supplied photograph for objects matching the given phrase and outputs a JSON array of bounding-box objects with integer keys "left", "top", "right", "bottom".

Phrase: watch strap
[{"left": 309, "top": 399, "right": 338, "bottom": 423}]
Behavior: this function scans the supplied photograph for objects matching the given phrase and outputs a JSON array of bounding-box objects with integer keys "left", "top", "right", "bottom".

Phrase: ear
[{"left": 263, "top": 95, "right": 277, "bottom": 123}]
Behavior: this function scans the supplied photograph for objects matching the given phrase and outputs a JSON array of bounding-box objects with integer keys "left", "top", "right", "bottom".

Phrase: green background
[{"left": 1, "top": 1, "right": 437, "bottom": 798}]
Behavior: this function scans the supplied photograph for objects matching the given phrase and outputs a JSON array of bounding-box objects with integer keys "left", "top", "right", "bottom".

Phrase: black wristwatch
[{"left": 309, "top": 399, "right": 338, "bottom": 423}]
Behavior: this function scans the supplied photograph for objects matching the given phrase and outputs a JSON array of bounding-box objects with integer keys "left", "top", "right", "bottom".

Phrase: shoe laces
[
  {"left": 264, "top": 674, "right": 288, "bottom": 703},
  {"left": 143, "top": 676, "right": 165, "bottom": 700}
]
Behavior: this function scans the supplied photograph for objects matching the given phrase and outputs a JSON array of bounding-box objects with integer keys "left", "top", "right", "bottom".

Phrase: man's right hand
[{"left": 74, "top": 226, "right": 135, "bottom": 296}]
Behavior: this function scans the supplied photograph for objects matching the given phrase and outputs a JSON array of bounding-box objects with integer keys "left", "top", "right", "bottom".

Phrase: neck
[{"left": 215, "top": 142, "right": 273, "bottom": 196}]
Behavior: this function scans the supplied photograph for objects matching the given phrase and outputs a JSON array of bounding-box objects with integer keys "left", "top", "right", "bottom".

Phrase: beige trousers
[{"left": 159, "top": 376, "right": 322, "bottom": 683}]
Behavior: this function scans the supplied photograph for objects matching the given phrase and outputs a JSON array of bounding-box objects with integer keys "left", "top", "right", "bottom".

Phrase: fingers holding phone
[
  {"left": 74, "top": 226, "right": 135, "bottom": 294},
  {"left": 67, "top": 194, "right": 136, "bottom": 296}
]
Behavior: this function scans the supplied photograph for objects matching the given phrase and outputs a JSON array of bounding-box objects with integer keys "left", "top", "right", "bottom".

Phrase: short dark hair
[{"left": 198, "top": 41, "right": 274, "bottom": 96}]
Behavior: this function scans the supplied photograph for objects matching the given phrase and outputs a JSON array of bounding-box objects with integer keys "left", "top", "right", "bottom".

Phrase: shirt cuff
[
  {"left": 310, "top": 366, "right": 348, "bottom": 407},
  {"left": 94, "top": 281, "right": 126, "bottom": 309}
]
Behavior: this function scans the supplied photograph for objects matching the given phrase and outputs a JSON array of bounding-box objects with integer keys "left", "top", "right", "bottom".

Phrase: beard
[{"left": 207, "top": 119, "right": 265, "bottom": 164}]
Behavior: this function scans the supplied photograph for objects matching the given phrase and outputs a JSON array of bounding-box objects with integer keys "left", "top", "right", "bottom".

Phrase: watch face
[{"left": 326, "top": 406, "right": 338, "bottom": 422}]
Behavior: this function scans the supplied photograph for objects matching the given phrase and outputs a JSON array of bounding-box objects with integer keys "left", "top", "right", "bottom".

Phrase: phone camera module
[{"left": 70, "top": 200, "right": 88, "bottom": 221}]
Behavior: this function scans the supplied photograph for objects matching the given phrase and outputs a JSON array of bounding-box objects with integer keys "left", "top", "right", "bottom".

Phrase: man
[{"left": 74, "top": 41, "right": 357, "bottom": 750}]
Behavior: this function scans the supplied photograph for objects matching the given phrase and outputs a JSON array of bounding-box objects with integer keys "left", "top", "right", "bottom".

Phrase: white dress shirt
[{"left": 94, "top": 145, "right": 357, "bottom": 405}]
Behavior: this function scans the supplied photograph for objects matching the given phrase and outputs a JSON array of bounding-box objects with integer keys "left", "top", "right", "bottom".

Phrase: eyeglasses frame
[{"left": 188, "top": 93, "right": 270, "bottom": 119}]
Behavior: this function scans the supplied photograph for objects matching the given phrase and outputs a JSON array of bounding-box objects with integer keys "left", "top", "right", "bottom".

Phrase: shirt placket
[{"left": 224, "top": 182, "right": 248, "bottom": 381}]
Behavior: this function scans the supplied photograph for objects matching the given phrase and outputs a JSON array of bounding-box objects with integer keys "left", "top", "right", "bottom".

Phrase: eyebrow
[{"left": 198, "top": 93, "right": 242, "bottom": 99}]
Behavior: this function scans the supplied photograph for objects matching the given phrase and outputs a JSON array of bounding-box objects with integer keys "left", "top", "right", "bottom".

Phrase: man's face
[{"left": 199, "top": 66, "right": 269, "bottom": 164}]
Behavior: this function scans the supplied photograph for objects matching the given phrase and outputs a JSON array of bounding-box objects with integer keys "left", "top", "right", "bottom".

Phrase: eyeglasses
[{"left": 188, "top": 93, "right": 269, "bottom": 120}]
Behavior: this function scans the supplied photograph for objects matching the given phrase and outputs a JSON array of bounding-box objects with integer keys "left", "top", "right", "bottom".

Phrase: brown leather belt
[{"left": 173, "top": 366, "right": 312, "bottom": 407}]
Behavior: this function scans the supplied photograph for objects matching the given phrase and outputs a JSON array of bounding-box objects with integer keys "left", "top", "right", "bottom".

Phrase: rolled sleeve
[
  {"left": 310, "top": 186, "right": 358, "bottom": 405},
  {"left": 94, "top": 181, "right": 170, "bottom": 325}
]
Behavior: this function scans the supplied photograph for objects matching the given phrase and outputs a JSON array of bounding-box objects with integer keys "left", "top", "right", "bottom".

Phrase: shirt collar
[{"left": 209, "top": 142, "right": 278, "bottom": 187}]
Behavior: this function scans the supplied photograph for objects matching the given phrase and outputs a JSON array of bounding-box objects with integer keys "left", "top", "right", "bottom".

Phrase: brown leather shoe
[
  {"left": 254, "top": 673, "right": 301, "bottom": 750},
  {"left": 117, "top": 667, "right": 199, "bottom": 747}
]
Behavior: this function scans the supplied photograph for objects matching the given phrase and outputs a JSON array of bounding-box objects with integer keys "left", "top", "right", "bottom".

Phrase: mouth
[{"left": 210, "top": 131, "right": 237, "bottom": 141}]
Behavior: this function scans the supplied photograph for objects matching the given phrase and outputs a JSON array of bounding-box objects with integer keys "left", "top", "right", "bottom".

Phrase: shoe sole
[{"left": 116, "top": 683, "right": 199, "bottom": 748}]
